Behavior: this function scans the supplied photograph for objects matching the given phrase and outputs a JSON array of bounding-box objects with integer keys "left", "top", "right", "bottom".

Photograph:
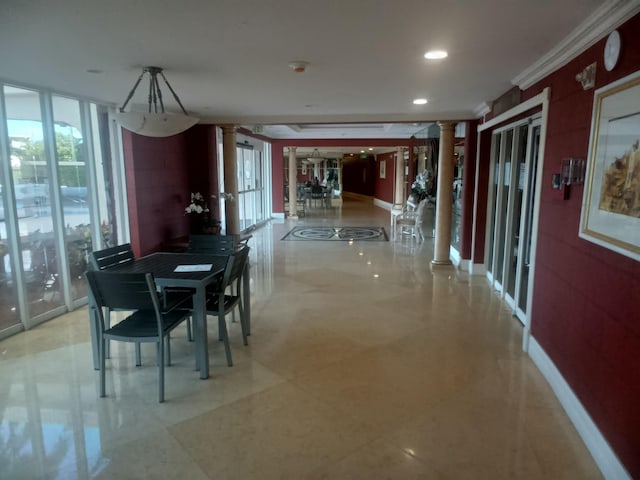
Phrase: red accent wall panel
[
  {"left": 460, "top": 120, "right": 479, "bottom": 259},
  {"left": 122, "top": 129, "right": 190, "bottom": 257},
  {"left": 524, "top": 13, "right": 640, "bottom": 477},
  {"left": 342, "top": 155, "right": 375, "bottom": 196},
  {"left": 375, "top": 151, "right": 396, "bottom": 203},
  {"left": 473, "top": 129, "right": 492, "bottom": 263},
  {"left": 271, "top": 145, "right": 284, "bottom": 214}
]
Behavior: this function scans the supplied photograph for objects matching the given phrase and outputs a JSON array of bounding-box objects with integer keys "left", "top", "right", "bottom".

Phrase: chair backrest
[
  {"left": 229, "top": 245, "right": 250, "bottom": 286},
  {"left": 188, "top": 234, "right": 236, "bottom": 254},
  {"left": 86, "top": 271, "right": 160, "bottom": 313},
  {"left": 89, "top": 243, "right": 134, "bottom": 271}
]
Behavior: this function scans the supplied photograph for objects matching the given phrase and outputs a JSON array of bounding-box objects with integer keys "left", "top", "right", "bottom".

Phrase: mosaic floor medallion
[{"left": 282, "top": 226, "right": 388, "bottom": 241}]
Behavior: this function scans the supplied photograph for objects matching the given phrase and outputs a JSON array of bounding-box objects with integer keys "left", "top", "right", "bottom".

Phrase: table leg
[{"left": 193, "top": 285, "right": 209, "bottom": 379}]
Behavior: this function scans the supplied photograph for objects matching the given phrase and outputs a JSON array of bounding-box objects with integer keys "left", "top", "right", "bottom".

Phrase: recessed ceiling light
[
  {"left": 413, "top": 98, "right": 428, "bottom": 105},
  {"left": 424, "top": 50, "right": 448, "bottom": 59},
  {"left": 368, "top": 148, "right": 373, "bottom": 151}
]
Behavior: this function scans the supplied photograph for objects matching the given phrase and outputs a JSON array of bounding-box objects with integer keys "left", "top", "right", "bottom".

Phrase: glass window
[
  {"left": 52, "top": 95, "right": 90, "bottom": 301},
  {"left": 4, "top": 86, "right": 64, "bottom": 317}
]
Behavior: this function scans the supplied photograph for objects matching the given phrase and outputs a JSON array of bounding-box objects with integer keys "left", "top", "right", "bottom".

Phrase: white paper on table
[{"left": 173, "top": 264, "right": 213, "bottom": 272}]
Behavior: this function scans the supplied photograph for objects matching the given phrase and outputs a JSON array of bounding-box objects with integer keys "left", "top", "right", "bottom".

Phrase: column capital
[
  {"left": 221, "top": 124, "right": 237, "bottom": 134},
  {"left": 287, "top": 146, "right": 297, "bottom": 153},
  {"left": 437, "top": 121, "right": 457, "bottom": 131}
]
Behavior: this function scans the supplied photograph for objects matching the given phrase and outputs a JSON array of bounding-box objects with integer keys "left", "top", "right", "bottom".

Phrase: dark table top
[{"left": 112, "top": 252, "right": 228, "bottom": 288}]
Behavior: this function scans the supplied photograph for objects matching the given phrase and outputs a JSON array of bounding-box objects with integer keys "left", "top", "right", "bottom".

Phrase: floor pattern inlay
[{"left": 282, "top": 226, "right": 388, "bottom": 241}]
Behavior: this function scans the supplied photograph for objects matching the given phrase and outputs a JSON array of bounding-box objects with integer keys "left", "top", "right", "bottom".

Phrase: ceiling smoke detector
[{"left": 288, "top": 61, "right": 309, "bottom": 73}]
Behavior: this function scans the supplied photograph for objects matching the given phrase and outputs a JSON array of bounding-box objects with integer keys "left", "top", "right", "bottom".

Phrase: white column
[
  {"left": 222, "top": 125, "right": 240, "bottom": 235},
  {"left": 432, "top": 121, "right": 457, "bottom": 266},
  {"left": 288, "top": 147, "right": 298, "bottom": 219},
  {"left": 393, "top": 147, "right": 405, "bottom": 209}
]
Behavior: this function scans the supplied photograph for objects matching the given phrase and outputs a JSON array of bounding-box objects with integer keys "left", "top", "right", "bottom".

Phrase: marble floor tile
[{"left": 0, "top": 200, "right": 603, "bottom": 479}]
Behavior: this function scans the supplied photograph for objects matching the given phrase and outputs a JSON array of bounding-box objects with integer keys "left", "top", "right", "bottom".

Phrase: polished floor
[{"left": 0, "top": 199, "right": 602, "bottom": 479}]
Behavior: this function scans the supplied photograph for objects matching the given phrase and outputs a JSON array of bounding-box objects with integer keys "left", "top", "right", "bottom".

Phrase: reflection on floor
[{"left": 0, "top": 199, "right": 602, "bottom": 479}]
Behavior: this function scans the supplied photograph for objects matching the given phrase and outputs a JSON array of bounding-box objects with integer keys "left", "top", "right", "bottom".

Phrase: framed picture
[
  {"left": 579, "top": 70, "right": 640, "bottom": 261},
  {"left": 380, "top": 160, "right": 386, "bottom": 179}
]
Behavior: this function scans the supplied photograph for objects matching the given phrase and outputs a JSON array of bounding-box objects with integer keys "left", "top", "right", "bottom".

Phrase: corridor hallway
[{"left": 0, "top": 199, "right": 602, "bottom": 479}]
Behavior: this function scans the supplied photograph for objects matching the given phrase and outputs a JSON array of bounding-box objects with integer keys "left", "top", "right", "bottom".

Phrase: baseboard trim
[
  {"left": 469, "top": 262, "right": 486, "bottom": 276},
  {"left": 373, "top": 198, "right": 393, "bottom": 211},
  {"left": 528, "top": 337, "right": 630, "bottom": 480}
]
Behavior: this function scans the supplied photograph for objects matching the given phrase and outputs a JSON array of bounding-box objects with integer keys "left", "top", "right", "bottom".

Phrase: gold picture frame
[{"left": 580, "top": 70, "right": 640, "bottom": 261}]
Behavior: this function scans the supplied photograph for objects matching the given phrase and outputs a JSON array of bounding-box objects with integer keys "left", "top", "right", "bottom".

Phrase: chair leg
[
  {"left": 135, "top": 342, "right": 142, "bottom": 366},
  {"left": 104, "top": 307, "right": 111, "bottom": 358},
  {"left": 219, "top": 313, "right": 233, "bottom": 366},
  {"left": 100, "top": 336, "right": 106, "bottom": 398},
  {"left": 238, "top": 303, "right": 248, "bottom": 346},
  {"left": 158, "top": 340, "right": 165, "bottom": 403},
  {"left": 166, "top": 335, "right": 172, "bottom": 366}
]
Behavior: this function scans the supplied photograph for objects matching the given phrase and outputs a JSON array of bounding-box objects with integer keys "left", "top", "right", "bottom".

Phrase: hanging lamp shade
[
  {"left": 114, "top": 66, "right": 199, "bottom": 137},
  {"left": 307, "top": 148, "right": 325, "bottom": 162}
]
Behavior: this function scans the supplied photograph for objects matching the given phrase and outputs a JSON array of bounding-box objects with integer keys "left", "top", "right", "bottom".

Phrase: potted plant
[{"left": 185, "top": 192, "right": 221, "bottom": 234}]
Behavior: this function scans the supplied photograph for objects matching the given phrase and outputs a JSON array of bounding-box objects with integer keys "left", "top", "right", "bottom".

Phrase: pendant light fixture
[{"left": 114, "top": 66, "right": 199, "bottom": 137}]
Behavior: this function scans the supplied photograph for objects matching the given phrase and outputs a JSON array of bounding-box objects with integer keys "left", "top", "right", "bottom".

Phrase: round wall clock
[{"left": 604, "top": 30, "right": 621, "bottom": 72}]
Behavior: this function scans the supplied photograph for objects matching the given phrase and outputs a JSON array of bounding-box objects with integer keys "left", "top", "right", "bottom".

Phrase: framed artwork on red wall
[
  {"left": 580, "top": 69, "right": 640, "bottom": 261},
  {"left": 380, "top": 160, "right": 386, "bottom": 179}
]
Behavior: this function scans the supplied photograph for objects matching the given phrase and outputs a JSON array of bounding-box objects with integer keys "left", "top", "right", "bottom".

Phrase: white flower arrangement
[{"left": 184, "top": 192, "right": 209, "bottom": 215}]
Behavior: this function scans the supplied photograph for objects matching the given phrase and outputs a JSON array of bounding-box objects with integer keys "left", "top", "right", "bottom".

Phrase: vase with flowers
[{"left": 185, "top": 192, "right": 221, "bottom": 234}]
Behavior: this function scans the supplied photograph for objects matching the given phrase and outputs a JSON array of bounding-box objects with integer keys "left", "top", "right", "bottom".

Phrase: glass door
[
  {"left": 485, "top": 117, "right": 541, "bottom": 325},
  {"left": 236, "top": 143, "right": 265, "bottom": 231},
  {"left": 504, "top": 123, "right": 529, "bottom": 308},
  {"left": 486, "top": 133, "right": 502, "bottom": 284},
  {"left": 515, "top": 123, "right": 541, "bottom": 321}
]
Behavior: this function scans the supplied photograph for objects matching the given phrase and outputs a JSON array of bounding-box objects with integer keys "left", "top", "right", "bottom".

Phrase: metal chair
[
  {"left": 88, "top": 244, "right": 136, "bottom": 362},
  {"left": 187, "top": 234, "right": 250, "bottom": 323},
  {"left": 85, "top": 270, "right": 192, "bottom": 403},
  {"left": 204, "top": 245, "right": 250, "bottom": 366}
]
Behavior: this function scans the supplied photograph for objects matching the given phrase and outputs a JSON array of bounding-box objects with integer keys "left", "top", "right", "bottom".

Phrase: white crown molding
[
  {"left": 473, "top": 102, "right": 492, "bottom": 118},
  {"left": 513, "top": 0, "right": 640, "bottom": 90}
]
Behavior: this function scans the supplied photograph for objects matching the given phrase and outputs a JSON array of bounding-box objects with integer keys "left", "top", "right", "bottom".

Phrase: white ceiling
[{"left": 0, "top": 0, "right": 636, "bottom": 146}]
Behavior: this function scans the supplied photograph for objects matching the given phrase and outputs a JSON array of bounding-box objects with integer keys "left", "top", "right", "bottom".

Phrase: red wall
[
  {"left": 271, "top": 146, "right": 285, "bottom": 214},
  {"left": 524, "top": 14, "right": 640, "bottom": 476},
  {"left": 122, "top": 130, "right": 190, "bottom": 257},
  {"left": 460, "top": 120, "right": 478, "bottom": 259},
  {"left": 342, "top": 154, "right": 375, "bottom": 196},
  {"left": 374, "top": 151, "right": 396, "bottom": 203}
]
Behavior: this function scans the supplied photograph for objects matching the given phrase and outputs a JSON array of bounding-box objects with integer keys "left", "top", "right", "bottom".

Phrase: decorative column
[
  {"left": 417, "top": 145, "right": 426, "bottom": 173},
  {"left": 432, "top": 121, "right": 457, "bottom": 266},
  {"left": 393, "top": 147, "right": 405, "bottom": 209},
  {"left": 222, "top": 125, "right": 240, "bottom": 235},
  {"left": 288, "top": 147, "right": 298, "bottom": 219}
]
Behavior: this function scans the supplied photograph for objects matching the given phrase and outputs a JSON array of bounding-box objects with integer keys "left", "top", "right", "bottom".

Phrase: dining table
[{"left": 108, "top": 252, "right": 229, "bottom": 379}]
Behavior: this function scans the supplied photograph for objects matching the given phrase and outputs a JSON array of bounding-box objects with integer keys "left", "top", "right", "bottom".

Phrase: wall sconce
[
  {"left": 552, "top": 158, "right": 586, "bottom": 199},
  {"left": 562, "top": 157, "right": 586, "bottom": 186},
  {"left": 575, "top": 62, "right": 596, "bottom": 90}
]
